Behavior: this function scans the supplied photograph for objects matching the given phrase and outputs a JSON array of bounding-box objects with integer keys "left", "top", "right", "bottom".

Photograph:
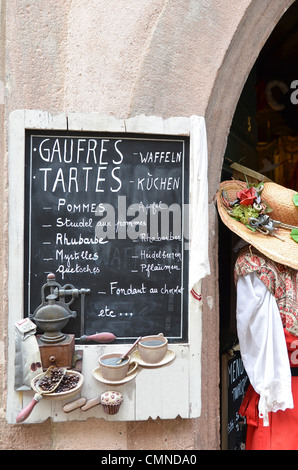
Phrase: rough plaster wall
[
  {"left": 0, "top": 0, "right": 295, "bottom": 450},
  {"left": 5, "top": 1, "right": 70, "bottom": 112},
  {"left": 130, "top": 0, "right": 253, "bottom": 117},
  {"left": 64, "top": 0, "right": 166, "bottom": 116}
]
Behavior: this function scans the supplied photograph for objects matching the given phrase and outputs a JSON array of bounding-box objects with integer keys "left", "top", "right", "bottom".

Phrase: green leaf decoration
[
  {"left": 293, "top": 194, "right": 298, "bottom": 207},
  {"left": 291, "top": 228, "right": 298, "bottom": 243},
  {"left": 231, "top": 204, "right": 259, "bottom": 225},
  {"left": 264, "top": 205, "right": 273, "bottom": 214}
]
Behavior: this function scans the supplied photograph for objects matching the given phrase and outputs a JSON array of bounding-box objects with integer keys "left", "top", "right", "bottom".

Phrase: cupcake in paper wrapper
[{"left": 100, "top": 391, "right": 123, "bottom": 415}]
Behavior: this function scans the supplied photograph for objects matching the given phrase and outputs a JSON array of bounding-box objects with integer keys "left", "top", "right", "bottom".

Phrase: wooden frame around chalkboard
[{"left": 7, "top": 111, "right": 208, "bottom": 424}]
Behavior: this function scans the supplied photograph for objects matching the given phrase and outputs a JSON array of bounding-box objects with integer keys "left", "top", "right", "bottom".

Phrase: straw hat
[{"left": 216, "top": 179, "right": 298, "bottom": 270}]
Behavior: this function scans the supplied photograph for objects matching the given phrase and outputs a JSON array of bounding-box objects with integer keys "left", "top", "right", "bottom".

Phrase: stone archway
[
  {"left": 129, "top": 0, "right": 296, "bottom": 448},
  {"left": 204, "top": 0, "right": 296, "bottom": 449},
  {"left": 206, "top": 0, "right": 295, "bottom": 197}
]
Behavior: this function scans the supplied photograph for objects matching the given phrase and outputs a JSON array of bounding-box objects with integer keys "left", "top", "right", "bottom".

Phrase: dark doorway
[{"left": 220, "top": 0, "right": 298, "bottom": 450}]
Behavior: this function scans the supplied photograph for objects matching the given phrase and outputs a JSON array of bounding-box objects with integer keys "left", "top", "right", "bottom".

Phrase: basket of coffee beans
[{"left": 32, "top": 368, "right": 84, "bottom": 400}]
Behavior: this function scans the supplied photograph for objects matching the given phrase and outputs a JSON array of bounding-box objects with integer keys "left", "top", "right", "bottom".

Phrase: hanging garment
[{"left": 235, "top": 251, "right": 298, "bottom": 450}]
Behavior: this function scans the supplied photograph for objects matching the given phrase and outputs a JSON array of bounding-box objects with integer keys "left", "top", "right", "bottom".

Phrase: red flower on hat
[{"left": 236, "top": 187, "right": 257, "bottom": 206}]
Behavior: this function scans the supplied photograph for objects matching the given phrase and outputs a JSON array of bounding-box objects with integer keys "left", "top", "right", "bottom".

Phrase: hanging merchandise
[{"left": 14, "top": 318, "right": 43, "bottom": 391}]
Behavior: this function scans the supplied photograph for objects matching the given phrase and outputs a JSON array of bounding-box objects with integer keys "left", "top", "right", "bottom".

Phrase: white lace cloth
[{"left": 236, "top": 272, "right": 294, "bottom": 426}]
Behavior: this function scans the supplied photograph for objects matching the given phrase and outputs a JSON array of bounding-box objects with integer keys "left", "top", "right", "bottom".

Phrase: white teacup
[
  {"left": 138, "top": 334, "right": 168, "bottom": 364},
  {"left": 98, "top": 352, "right": 138, "bottom": 381}
]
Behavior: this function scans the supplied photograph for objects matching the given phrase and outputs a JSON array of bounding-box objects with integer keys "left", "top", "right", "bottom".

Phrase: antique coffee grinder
[{"left": 30, "top": 273, "right": 90, "bottom": 369}]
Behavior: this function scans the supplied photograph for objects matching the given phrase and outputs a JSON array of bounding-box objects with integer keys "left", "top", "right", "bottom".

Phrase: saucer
[
  {"left": 92, "top": 367, "right": 139, "bottom": 385},
  {"left": 131, "top": 349, "right": 175, "bottom": 367}
]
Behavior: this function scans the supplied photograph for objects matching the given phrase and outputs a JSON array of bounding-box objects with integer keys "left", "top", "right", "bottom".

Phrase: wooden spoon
[{"left": 116, "top": 336, "right": 142, "bottom": 364}]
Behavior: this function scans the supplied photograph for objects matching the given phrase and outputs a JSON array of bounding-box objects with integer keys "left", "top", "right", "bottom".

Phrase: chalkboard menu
[
  {"left": 24, "top": 131, "right": 189, "bottom": 343},
  {"left": 221, "top": 349, "right": 248, "bottom": 450}
]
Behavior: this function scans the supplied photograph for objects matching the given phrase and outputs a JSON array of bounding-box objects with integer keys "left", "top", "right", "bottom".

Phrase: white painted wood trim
[{"left": 7, "top": 111, "right": 205, "bottom": 423}]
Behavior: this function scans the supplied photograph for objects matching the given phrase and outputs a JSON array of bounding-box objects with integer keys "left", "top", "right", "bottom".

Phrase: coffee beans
[
  {"left": 38, "top": 368, "right": 79, "bottom": 393},
  {"left": 55, "top": 373, "right": 79, "bottom": 393},
  {"left": 38, "top": 368, "right": 64, "bottom": 391}
]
